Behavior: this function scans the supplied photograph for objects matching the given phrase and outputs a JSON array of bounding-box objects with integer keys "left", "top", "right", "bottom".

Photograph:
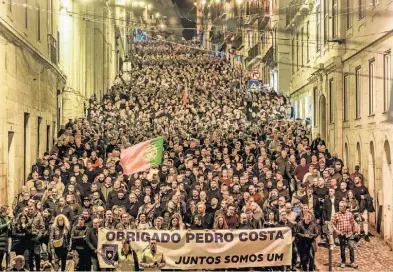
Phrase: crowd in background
[{"left": 0, "top": 41, "right": 374, "bottom": 271}]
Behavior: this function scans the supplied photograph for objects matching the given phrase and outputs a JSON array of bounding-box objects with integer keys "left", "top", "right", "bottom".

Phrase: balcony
[
  {"left": 285, "top": 0, "right": 313, "bottom": 29},
  {"left": 47, "top": 34, "right": 57, "bottom": 65}
]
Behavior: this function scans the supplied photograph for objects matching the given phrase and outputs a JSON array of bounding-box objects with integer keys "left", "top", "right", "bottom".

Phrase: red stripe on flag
[{"left": 120, "top": 140, "right": 150, "bottom": 175}]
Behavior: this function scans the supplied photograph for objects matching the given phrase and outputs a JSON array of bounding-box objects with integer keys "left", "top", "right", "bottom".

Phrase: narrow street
[{"left": 316, "top": 230, "right": 393, "bottom": 271}]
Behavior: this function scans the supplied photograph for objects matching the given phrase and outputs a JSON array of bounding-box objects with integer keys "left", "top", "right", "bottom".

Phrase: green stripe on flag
[{"left": 148, "top": 136, "right": 164, "bottom": 167}]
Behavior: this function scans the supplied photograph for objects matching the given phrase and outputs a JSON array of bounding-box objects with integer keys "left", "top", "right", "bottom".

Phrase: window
[
  {"left": 343, "top": 74, "right": 349, "bottom": 121},
  {"left": 329, "top": 78, "right": 334, "bottom": 123},
  {"left": 57, "top": 31, "right": 60, "bottom": 63},
  {"left": 299, "top": 98, "right": 303, "bottom": 119},
  {"left": 384, "top": 51, "right": 391, "bottom": 112},
  {"left": 359, "top": 0, "right": 365, "bottom": 19},
  {"left": 316, "top": 6, "right": 320, "bottom": 52},
  {"left": 37, "top": 5, "right": 41, "bottom": 41},
  {"left": 306, "top": 22, "right": 310, "bottom": 62},
  {"left": 296, "top": 33, "right": 299, "bottom": 70},
  {"left": 25, "top": 0, "right": 28, "bottom": 29},
  {"left": 324, "top": 0, "right": 328, "bottom": 44},
  {"left": 356, "top": 67, "right": 361, "bottom": 119},
  {"left": 46, "top": 125, "right": 50, "bottom": 152},
  {"left": 9, "top": 0, "right": 12, "bottom": 11},
  {"left": 301, "top": 28, "right": 304, "bottom": 66},
  {"left": 24, "top": 113, "right": 30, "bottom": 180},
  {"left": 37, "top": 117, "right": 42, "bottom": 158},
  {"left": 346, "top": 0, "right": 352, "bottom": 29},
  {"left": 369, "top": 59, "right": 375, "bottom": 115},
  {"left": 332, "top": 0, "right": 338, "bottom": 38},
  {"left": 313, "top": 87, "right": 317, "bottom": 127},
  {"left": 291, "top": 38, "right": 294, "bottom": 74}
]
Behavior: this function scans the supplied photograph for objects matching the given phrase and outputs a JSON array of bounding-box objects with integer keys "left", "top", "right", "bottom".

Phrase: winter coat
[
  {"left": 71, "top": 225, "right": 89, "bottom": 250},
  {"left": 0, "top": 215, "right": 10, "bottom": 252}
]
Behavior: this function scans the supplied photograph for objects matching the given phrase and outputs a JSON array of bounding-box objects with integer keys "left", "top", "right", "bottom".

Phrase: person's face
[
  {"left": 15, "top": 258, "right": 24, "bottom": 269},
  {"left": 130, "top": 194, "right": 137, "bottom": 203},
  {"left": 280, "top": 212, "right": 287, "bottom": 222},
  {"left": 122, "top": 214, "right": 130, "bottom": 224},
  {"left": 339, "top": 203, "right": 346, "bottom": 213},
  {"left": 77, "top": 217, "right": 85, "bottom": 226},
  {"left": 150, "top": 240, "right": 157, "bottom": 251},
  {"left": 66, "top": 195, "right": 73, "bottom": 203},
  {"left": 58, "top": 217, "right": 64, "bottom": 226},
  {"left": 354, "top": 177, "right": 360, "bottom": 184},
  {"left": 340, "top": 182, "right": 347, "bottom": 190},
  {"left": 197, "top": 205, "right": 205, "bottom": 214},
  {"left": 329, "top": 188, "right": 335, "bottom": 197},
  {"left": 307, "top": 189, "right": 313, "bottom": 196},
  {"left": 228, "top": 206, "right": 235, "bottom": 215},
  {"left": 268, "top": 212, "right": 275, "bottom": 221},
  {"left": 93, "top": 219, "right": 100, "bottom": 229},
  {"left": 348, "top": 191, "right": 354, "bottom": 198},
  {"left": 106, "top": 211, "right": 112, "bottom": 219}
]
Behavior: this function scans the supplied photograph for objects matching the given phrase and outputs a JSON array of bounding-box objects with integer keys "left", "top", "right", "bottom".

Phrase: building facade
[
  {"left": 196, "top": 0, "right": 393, "bottom": 247},
  {"left": 0, "top": 0, "right": 127, "bottom": 206},
  {"left": 284, "top": 0, "right": 393, "bottom": 245}
]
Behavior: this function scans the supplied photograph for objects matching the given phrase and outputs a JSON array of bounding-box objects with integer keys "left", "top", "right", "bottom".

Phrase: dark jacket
[
  {"left": 360, "top": 194, "right": 376, "bottom": 213},
  {"left": 11, "top": 222, "right": 31, "bottom": 251},
  {"left": 86, "top": 228, "right": 99, "bottom": 254},
  {"left": 0, "top": 215, "right": 10, "bottom": 252},
  {"left": 322, "top": 197, "right": 340, "bottom": 221},
  {"left": 54, "top": 206, "right": 74, "bottom": 224},
  {"left": 71, "top": 225, "right": 89, "bottom": 250},
  {"left": 301, "top": 195, "right": 321, "bottom": 219}
]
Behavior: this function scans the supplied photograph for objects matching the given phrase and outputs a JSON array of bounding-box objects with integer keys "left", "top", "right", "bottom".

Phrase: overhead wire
[{"left": 3, "top": 1, "right": 392, "bottom": 59}]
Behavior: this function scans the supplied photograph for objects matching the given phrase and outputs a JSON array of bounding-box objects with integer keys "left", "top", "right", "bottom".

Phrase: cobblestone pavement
[{"left": 315, "top": 230, "right": 393, "bottom": 271}]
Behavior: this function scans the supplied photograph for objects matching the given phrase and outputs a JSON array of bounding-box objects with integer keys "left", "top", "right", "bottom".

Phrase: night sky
[{"left": 173, "top": 0, "right": 196, "bottom": 40}]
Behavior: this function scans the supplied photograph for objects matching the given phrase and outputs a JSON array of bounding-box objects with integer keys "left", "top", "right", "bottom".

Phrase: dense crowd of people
[{"left": 0, "top": 41, "right": 375, "bottom": 271}]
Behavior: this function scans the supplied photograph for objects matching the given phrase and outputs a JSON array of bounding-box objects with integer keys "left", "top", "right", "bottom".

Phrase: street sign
[
  {"left": 250, "top": 70, "right": 260, "bottom": 80},
  {"left": 247, "top": 80, "right": 260, "bottom": 93}
]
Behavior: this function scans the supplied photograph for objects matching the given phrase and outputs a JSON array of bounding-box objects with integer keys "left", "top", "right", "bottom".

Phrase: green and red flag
[{"left": 120, "top": 136, "right": 164, "bottom": 175}]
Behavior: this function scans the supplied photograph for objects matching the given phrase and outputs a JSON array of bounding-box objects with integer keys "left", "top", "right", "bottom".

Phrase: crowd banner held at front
[{"left": 98, "top": 227, "right": 292, "bottom": 269}]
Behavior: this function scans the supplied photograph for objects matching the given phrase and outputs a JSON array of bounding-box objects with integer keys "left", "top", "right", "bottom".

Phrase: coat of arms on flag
[{"left": 120, "top": 136, "right": 164, "bottom": 175}]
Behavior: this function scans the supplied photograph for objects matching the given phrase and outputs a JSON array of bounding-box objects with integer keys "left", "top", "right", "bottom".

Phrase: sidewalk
[{"left": 315, "top": 230, "right": 393, "bottom": 271}]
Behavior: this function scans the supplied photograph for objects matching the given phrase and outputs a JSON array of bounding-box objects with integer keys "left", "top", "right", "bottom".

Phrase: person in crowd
[
  {"left": 296, "top": 212, "right": 319, "bottom": 271},
  {"left": 113, "top": 239, "right": 140, "bottom": 271},
  {"left": 331, "top": 201, "right": 358, "bottom": 269},
  {"left": 50, "top": 214, "right": 71, "bottom": 271},
  {"left": 26, "top": 205, "right": 44, "bottom": 271},
  {"left": 71, "top": 216, "right": 91, "bottom": 271},
  {"left": 86, "top": 218, "right": 101, "bottom": 271},
  {"left": 9, "top": 255, "right": 28, "bottom": 272},
  {"left": 0, "top": 205, "right": 11, "bottom": 270},
  {"left": 140, "top": 239, "right": 166, "bottom": 271}
]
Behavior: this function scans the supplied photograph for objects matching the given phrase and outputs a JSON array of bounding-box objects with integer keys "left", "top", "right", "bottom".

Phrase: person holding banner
[
  {"left": 140, "top": 239, "right": 166, "bottom": 272},
  {"left": 112, "top": 239, "right": 140, "bottom": 272}
]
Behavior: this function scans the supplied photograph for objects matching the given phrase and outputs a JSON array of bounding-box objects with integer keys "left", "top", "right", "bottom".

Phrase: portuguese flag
[{"left": 120, "top": 136, "right": 164, "bottom": 175}]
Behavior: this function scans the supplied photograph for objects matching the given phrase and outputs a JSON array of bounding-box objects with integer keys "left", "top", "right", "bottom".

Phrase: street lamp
[{"left": 155, "top": 12, "right": 160, "bottom": 18}]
